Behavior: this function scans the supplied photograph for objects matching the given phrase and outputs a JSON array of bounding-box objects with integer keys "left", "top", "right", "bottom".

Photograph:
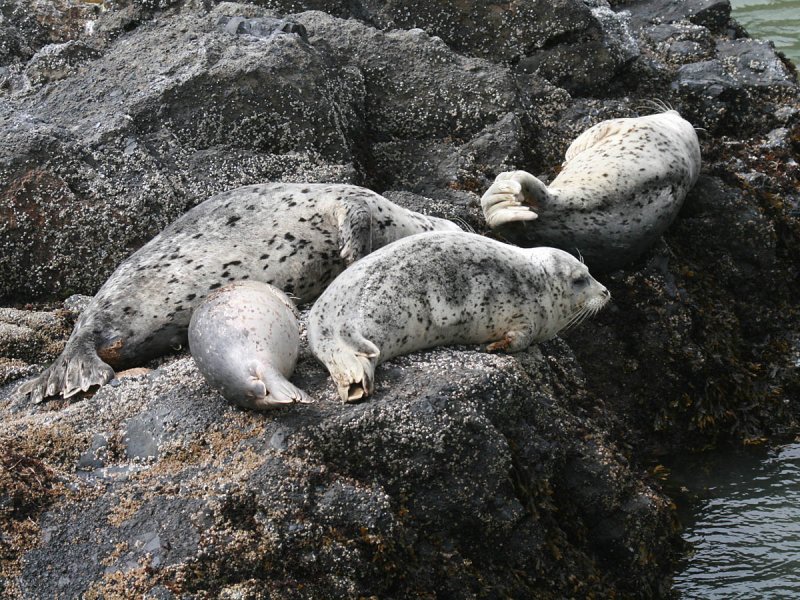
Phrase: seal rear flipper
[
  {"left": 329, "top": 352, "right": 376, "bottom": 403},
  {"left": 16, "top": 340, "right": 115, "bottom": 404},
  {"left": 481, "top": 172, "right": 542, "bottom": 228},
  {"left": 324, "top": 335, "right": 379, "bottom": 402}
]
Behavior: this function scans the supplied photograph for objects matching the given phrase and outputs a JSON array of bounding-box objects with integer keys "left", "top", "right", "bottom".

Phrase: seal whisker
[
  {"left": 562, "top": 306, "right": 590, "bottom": 331},
  {"left": 451, "top": 216, "right": 475, "bottom": 233}
]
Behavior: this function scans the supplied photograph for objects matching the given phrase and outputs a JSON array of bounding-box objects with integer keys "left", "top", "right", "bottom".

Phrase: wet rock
[
  {"left": 0, "top": 345, "right": 677, "bottom": 598},
  {"left": 216, "top": 14, "right": 308, "bottom": 41},
  {"left": 640, "top": 22, "right": 717, "bottom": 65},
  {"left": 0, "top": 5, "right": 366, "bottom": 298},
  {"left": 624, "top": 0, "right": 732, "bottom": 33},
  {"left": 672, "top": 38, "right": 796, "bottom": 133}
]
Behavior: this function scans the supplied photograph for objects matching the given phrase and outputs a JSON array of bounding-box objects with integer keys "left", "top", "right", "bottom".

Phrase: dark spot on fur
[
  {"left": 209, "top": 282, "right": 222, "bottom": 290},
  {"left": 226, "top": 215, "right": 241, "bottom": 226}
]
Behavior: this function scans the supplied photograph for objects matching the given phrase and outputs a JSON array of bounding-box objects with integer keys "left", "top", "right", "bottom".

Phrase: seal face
[
  {"left": 481, "top": 110, "right": 701, "bottom": 269},
  {"left": 188, "top": 280, "right": 309, "bottom": 410},
  {"left": 18, "top": 182, "right": 461, "bottom": 403},
  {"left": 307, "top": 231, "right": 610, "bottom": 402}
]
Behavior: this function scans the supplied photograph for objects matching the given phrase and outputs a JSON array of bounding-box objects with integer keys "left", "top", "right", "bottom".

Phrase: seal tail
[
  {"left": 320, "top": 334, "right": 380, "bottom": 403},
  {"left": 16, "top": 334, "right": 115, "bottom": 404}
]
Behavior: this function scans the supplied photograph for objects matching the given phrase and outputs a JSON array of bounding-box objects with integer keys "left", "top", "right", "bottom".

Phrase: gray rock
[
  {"left": 24, "top": 40, "right": 101, "bottom": 84},
  {"left": 640, "top": 22, "right": 717, "bottom": 64},
  {"left": 625, "top": 0, "right": 732, "bottom": 33},
  {"left": 1, "top": 344, "right": 677, "bottom": 598},
  {"left": 672, "top": 38, "right": 796, "bottom": 133},
  {"left": 0, "top": 6, "right": 366, "bottom": 298}
]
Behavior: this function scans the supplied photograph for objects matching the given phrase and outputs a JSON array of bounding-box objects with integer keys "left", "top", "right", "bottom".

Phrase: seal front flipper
[
  {"left": 334, "top": 197, "right": 373, "bottom": 265},
  {"left": 485, "top": 327, "right": 535, "bottom": 353},
  {"left": 17, "top": 334, "right": 115, "bottom": 403}
]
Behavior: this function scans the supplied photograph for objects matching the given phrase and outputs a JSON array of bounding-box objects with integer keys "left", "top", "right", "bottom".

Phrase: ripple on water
[
  {"left": 673, "top": 443, "right": 800, "bottom": 599},
  {"left": 731, "top": 0, "right": 800, "bottom": 64}
]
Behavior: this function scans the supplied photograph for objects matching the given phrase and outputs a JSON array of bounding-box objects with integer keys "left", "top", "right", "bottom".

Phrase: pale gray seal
[
  {"left": 481, "top": 109, "right": 701, "bottom": 269},
  {"left": 307, "top": 231, "right": 610, "bottom": 402},
  {"left": 188, "top": 280, "right": 310, "bottom": 410},
  {"left": 18, "top": 183, "right": 461, "bottom": 403}
]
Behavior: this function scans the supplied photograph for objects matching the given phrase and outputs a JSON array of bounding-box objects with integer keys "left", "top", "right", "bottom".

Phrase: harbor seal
[
  {"left": 188, "top": 280, "right": 310, "bottom": 410},
  {"left": 481, "top": 109, "right": 701, "bottom": 270},
  {"left": 18, "top": 183, "right": 461, "bottom": 404},
  {"left": 307, "top": 231, "right": 610, "bottom": 402}
]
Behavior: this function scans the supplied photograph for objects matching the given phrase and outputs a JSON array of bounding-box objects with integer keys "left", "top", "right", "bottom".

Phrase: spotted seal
[
  {"left": 307, "top": 231, "right": 610, "bottom": 402},
  {"left": 481, "top": 109, "right": 701, "bottom": 270},
  {"left": 18, "top": 183, "right": 461, "bottom": 403},
  {"left": 188, "top": 280, "right": 310, "bottom": 410}
]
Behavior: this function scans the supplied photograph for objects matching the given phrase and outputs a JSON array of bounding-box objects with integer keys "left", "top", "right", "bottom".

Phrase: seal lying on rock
[
  {"left": 307, "top": 231, "right": 610, "bottom": 402},
  {"left": 481, "top": 109, "right": 701, "bottom": 270},
  {"left": 17, "top": 183, "right": 461, "bottom": 403},
  {"left": 188, "top": 280, "right": 310, "bottom": 410}
]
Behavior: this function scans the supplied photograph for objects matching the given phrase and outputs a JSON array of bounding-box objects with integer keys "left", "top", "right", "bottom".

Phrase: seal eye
[{"left": 573, "top": 275, "right": 589, "bottom": 288}]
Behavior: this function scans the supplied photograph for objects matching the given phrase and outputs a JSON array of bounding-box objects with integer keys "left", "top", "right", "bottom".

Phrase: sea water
[
  {"left": 731, "top": 0, "right": 800, "bottom": 64},
  {"left": 672, "top": 443, "right": 800, "bottom": 598}
]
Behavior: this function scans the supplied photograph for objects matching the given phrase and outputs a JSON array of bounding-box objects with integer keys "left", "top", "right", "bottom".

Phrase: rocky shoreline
[{"left": 1, "top": 0, "right": 798, "bottom": 597}]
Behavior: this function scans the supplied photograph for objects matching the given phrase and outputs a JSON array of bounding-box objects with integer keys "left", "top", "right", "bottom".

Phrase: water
[
  {"left": 731, "top": 0, "right": 800, "bottom": 64},
  {"left": 672, "top": 443, "right": 800, "bottom": 598}
]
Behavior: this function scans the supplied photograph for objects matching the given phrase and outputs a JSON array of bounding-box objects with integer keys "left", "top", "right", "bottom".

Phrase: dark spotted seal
[
  {"left": 307, "top": 231, "right": 610, "bottom": 402},
  {"left": 18, "top": 183, "right": 461, "bottom": 403},
  {"left": 188, "top": 280, "right": 310, "bottom": 410},
  {"left": 481, "top": 110, "right": 701, "bottom": 269}
]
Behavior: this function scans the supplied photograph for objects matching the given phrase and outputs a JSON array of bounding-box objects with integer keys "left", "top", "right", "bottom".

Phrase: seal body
[
  {"left": 307, "top": 231, "right": 610, "bottom": 402},
  {"left": 481, "top": 110, "right": 701, "bottom": 269},
  {"left": 19, "top": 183, "right": 461, "bottom": 403},
  {"left": 188, "top": 281, "right": 309, "bottom": 410}
]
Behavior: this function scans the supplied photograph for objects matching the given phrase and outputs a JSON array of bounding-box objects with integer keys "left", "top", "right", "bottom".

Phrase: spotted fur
[
  {"left": 307, "top": 231, "right": 610, "bottom": 402},
  {"left": 18, "top": 183, "right": 461, "bottom": 403},
  {"left": 481, "top": 110, "right": 701, "bottom": 269}
]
